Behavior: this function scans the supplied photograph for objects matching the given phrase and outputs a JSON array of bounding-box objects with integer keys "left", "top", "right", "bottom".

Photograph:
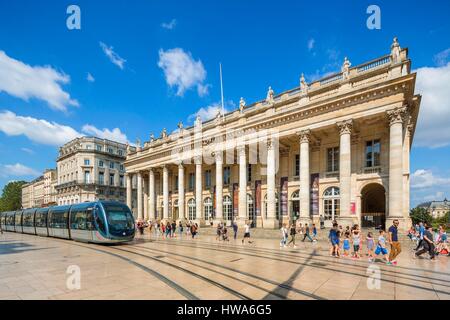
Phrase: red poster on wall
[
  {"left": 281, "top": 177, "right": 288, "bottom": 216},
  {"left": 255, "top": 180, "right": 262, "bottom": 216},
  {"left": 233, "top": 183, "right": 239, "bottom": 218},
  {"left": 351, "top": 202, "right": 356, "bottom": 215}
]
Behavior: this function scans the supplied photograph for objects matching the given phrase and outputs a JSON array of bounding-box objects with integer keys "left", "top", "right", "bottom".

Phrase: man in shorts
[{"left": 242, "top": 222, "right": 253, "bottom": 244}]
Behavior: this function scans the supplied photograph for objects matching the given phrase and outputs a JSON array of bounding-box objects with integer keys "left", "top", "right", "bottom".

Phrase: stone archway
[{"left": 361, "top": 183, "right": 386, "bottom": 229}]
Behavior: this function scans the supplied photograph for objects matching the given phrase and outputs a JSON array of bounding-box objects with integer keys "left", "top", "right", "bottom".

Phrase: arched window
[
  {"left": 323, "top": 187, "right": 340, "bottom": 221},
  {"left": 204, "top": 197, "right": 213, "bottom": 221},
  {"left": 264, "top": 193, "right": 279, "bottom": 220},
  {"left": 291, "top": 189, "right": 300, "bottom": 220},
  {"left": 188, "top": 198, "right": 196, "bottom": 220},
  {"left": 223, "top": 195, "right": 233, "bottom": 221}
]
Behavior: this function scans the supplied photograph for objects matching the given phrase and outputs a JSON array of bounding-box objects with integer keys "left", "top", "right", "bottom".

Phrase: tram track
[
  {"left": 56, "top": 238, "right": 251, "bottom": 300},
  {"left": 144, "top": 239, "right": 450, "bottom": 294},
  {"left": 129, "top": 244, "right": 326, "bottom": 300}
]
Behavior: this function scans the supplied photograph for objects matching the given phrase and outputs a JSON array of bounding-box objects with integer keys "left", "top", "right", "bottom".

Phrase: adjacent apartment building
[
  {"left": 125, "top": 38, "right": 421, "bottom": 230},
  {"left": 55, "top": 137, "right": 130, "bottom": 205},
  {"left": 21, "top": 176, "right": 45, "bottom": 209}
]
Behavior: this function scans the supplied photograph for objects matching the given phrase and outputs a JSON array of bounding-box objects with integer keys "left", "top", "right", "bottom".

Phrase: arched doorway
[{"left": 361, "top": 183, "right": 386, "bottom": 229}]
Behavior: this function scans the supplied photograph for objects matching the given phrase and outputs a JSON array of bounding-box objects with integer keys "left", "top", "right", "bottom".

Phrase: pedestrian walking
[
  {"left": 312, "top": 223, "right": 318, "bottom": 241},
  {"left": 302, "top": 223, "right": 313, "bottom": 242},
  {"left": 178, "top": 221, "right": 183, "bottom": 238},
  {"left": 388, "top": 219, "right": 401, "bottom": 265},
  {"left": 232, "top": 220, "right": 238, "bottom": 240},
  {"left": 216, "top": 222, "right": 223, "bottom": 241},
  {"left": 287, "top": 223, "right": 297, "bottom": 248},
  {"left": 374, "top": 230, "right": 390, "bottom": 264},
  {"left": 242, "top": 222, "right": 252, "bottom": 244},
  {"left": 366, "top": 232, "right": 375, "bottom": 261},
  {"left": 280, "top": 223, "right": 288, "bottom": 248}
]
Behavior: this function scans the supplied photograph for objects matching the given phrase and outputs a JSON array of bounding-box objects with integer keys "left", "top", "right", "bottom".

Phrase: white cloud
[
  {"left": 82, "top": 124, "right": 128, "bottom": 144},
  {"left": 0, "top": 110, "right": 82, "bottom": 146},
  {"left": 414, "top": 62, "right": 450, "bottom": 148},
  {"left": 433, "top": 48, "right": 450, "bottom": 67},
  {"left": 411, "top": 169, "right": 450, "bottom": 189},
  {"left": 161, "top": 19, "right": 177, "bottom": 30},
  {"left": 99, "top": 42, "right": 126, "bottom": 70},
  {"left": 422, "top": 191, "right": 445, "bottom": 202},
  {"left": 21, "top": 148, "right": 34, "bottom": 155},
  {"left": 0, "top": 163, "right": 40, "bottom": 178},
  {"left": 189, "top": 101, "right": 233, "bottom": 122},
  {"left": 86, "top": 72, "right": 95, "bottom": 82},
  {"left": 158, "top": 48, "right": 208, "bottom": 97},
  {"left": 0, "top": 50, "right": 79, "bottom": 112},
  {"left": 307, "top": 38, "right": 315, "bottom": 51}
]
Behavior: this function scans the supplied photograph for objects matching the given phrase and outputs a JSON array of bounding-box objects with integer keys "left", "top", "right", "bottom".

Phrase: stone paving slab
[{"left": 0, "top": 232, "right": 448, "bottom": 300}]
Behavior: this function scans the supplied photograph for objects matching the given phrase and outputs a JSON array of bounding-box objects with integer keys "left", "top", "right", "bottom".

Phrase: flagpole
[{"left": 220, "top": 63, "right": 225, "bottom": 122}]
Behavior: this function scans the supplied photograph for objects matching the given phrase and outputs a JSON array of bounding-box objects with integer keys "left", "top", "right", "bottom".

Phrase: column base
[
  {"left": 336, "top": 216, "right": 359, "bottom": 228},
  {"left": 385, "top": 217, "right": 411, "bottom": 232},
  {"left": 261, "top": 218, "right": 279, "bottom": 229}
]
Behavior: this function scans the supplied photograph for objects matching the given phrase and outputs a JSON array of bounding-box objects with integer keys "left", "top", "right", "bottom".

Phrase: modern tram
[{"left": 0, "top": 201, "right": 135, "bottom": 244}]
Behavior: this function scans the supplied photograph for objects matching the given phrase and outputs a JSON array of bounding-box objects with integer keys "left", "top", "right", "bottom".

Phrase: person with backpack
[{"left": 287, "top": 223, "right": 297, "bottom": 248}]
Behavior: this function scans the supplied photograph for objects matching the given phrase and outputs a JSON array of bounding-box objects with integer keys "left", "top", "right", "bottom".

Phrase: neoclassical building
[{"left": 125, "top": 38, "right": 420, "bottom": 230}]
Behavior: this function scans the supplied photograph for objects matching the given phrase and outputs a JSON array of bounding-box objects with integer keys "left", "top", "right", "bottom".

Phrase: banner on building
[
  {"left": 280, "top": 177, "right": 288, "bottom": 217},
  {"left": 255, "top": 180, "right": 262, "bottom": 216},
  {"left": 310, "top": 173, "right": 319, "bottom": 216}
]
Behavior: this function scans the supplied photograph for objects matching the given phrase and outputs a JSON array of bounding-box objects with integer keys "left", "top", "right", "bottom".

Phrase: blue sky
[{"left": 0, "top": 0, "right": 450, "bottom": 207}]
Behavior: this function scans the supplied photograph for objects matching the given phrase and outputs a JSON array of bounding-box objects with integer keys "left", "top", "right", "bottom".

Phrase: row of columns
[{"left": 126, "top": 107, "right": 407, "bottom": 224}]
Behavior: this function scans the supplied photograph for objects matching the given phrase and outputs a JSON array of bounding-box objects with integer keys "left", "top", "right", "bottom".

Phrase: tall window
[
  {"left": 84, "top": 159, "right": 90, "bottom": 166},
  {"left": 224, "top": 167, "right": 231, "bottom": 185},
  {"left": 109, "top": 174, "right": 115, "bottom": 186},
  {"left": 119, "top": 175, "right": 124, "bottom": 187},
  {"left": 294, "top": 154, "right": 300, "bottom": 176},
  {"left": 366, "top": 139, "right": 381, "bottom": 167},
  {"left": 223, "top": 195, "right": 233, "bottom": 221},
  {"left": 96, "top": 145, "right": 102, "bottom": 152},
  {"left": 323, "top": 187, "right": 340, "bottom": 221},
  {"left": 98, "top": 172, "right": 104, "bottom": 185},
  {"left": 205, "top": 170, "right": 212, "bottom": 188},
  {"left": 188, "top": 199, "right": 196, "bottom": 220},
  {"left": 327, "top": 147, "right": 340, "bottom": 172},
  {"left": 118, "top": 150, "right": 123, "bottom": 156},
  {"left": 109, "top": 161, "right": 115, "bottom": 169},
  {"left": 204, "top": 197, "right": 213, "bottom": 220},
  {"left": 247, "top": 164, "right": 252, "bottom": 183},
  {"left": 84, "top": 171, "right": 91, "bottom": 183},
  {"left": 174, "top": 175, "right": 178, "bottom": 191},
  {"left": 188, "top": 173, "right": 195, "bottom": 191},
  {"left": 99, "top": 160, "right": 104, "bottom": 167},
  {"left": 247, "top": 194, "right": 254, "bottom": 220},
  {"left": 108, "top": 147, "right": 113, "bottom": 153}
]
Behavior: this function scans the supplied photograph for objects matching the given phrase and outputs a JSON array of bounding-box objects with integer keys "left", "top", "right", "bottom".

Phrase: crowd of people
[
  {"left": 135, "top": 219, "right": 199, "bottom": 239},
  {"left": 408, "top": 222, "right": 449, "bottom": 259},
  {"left": 280, "top": 222, "right": 318, "bottom": 248}
]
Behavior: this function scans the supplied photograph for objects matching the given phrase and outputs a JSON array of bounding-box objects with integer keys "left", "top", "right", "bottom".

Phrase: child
[
  {"left": 222, "top": 226, "right": 229, "bottom": 241},
  {"left": 374, "top": 230, "right": 391, "bottom": 264},
  {"left": 280, "top": 224, "right": 288, "bottom": 248},
  {"left": 328, "top": 223, "right": 338, "bottom": 256},
  {"left": 312, "top": 224, "right": 318, "bottom": 241},
  {"left": 334, "top": 230, "right": 341, "bottom": 258},
  {"left": 366, "top": 232, "right": 375, "bottom": 261},
  {"left": 343, "top": 233, "right": 351, "bottom": 256},
  {"left": 352, "top": 228, "right": 362, "bottom": 259}
]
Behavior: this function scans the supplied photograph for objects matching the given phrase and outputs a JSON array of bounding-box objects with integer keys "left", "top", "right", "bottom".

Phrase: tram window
[
  {"left": 86, "top": 210, "right": 94, "bottom": 230},
  {"left": 103, "top": 204, "right": 134, "bottom": 232},
  {"left": 23, "top": 212, "right": 34, "bottom": 227},
  {"left": 70, "top": 210, "right": 87, "bottom": 230},
  {"left": 6, "top": 214, "right": 14, "bottom": 225},
  {"left": 94, "top": 208, "right": 106, "bottom": 234},
  {"left": 15, "top": 213, "right": 22, "bottom": 226},
  {"left": 50, "top": 210, "right": 68, "bottom": 229},
  {"left": 35, "top": 211, "right": 47, "bottom": 227}
]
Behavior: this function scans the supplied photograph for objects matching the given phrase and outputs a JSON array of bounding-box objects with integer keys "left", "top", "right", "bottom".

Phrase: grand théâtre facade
[{"left": 124, "top": 38, "right": 421, "bottom": 230}]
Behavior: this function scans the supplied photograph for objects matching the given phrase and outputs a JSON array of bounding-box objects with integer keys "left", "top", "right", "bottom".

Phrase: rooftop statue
[
  {"left": 239, "top": 97, "right": 246, "bottom": 112},
  {"left": 300, "top": 73, "right": 308, "bottom": 94},
  {"left": 391, "top": 37, "right": 401, "bottom": 63},
  {"left": 161, "top": 128, "right": 167, "bottom": 138},
  {"left": 266, "top": 86, "right": 274, "bottom": 103},
  {"left": 342, "top": 57, "right": 351, "bottom": 80}
]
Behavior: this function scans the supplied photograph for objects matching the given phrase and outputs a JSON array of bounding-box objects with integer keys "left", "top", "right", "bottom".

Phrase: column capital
[
  {"left": 267, "top": 137, "right": 276, "bottom": 150},
  {"left": 213, "top": 151, "right": 223, "bottom": 162},
  {"left": 297, "top": 129, "right": 311, "bottom": 144},
  {"left": 194, "top": 156, "right": 202, "bottom": 165},
  {"left": 237, "top": 144, "right": 246, "bottom": 155},
  {"left": 337, "top": 119, "right": 353, "bottom": 135},
  {"left": 387, "top": 106, "right": 408, "bottom": 126},
  {"left": 178, "top": 163, "right": 184, "bottom": 170}
]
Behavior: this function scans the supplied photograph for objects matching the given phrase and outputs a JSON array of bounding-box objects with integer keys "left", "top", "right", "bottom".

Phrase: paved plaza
[{"left": 0, "top": 231, "right": 449, "bottom": 300}]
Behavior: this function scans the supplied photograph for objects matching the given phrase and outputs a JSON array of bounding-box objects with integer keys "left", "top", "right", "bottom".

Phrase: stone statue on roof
[
  {"left": 239, "top": 97, "right": 246, "bottom": 113},
  {"left": 342, "top": 57, "right": 351, "bottom": 80},
  {"left": 300, "top": 73, "right": 308, "bottom": 95},
  {"left": 161, "top": 128, "right": 167, "bottom": 138},
  {"left": 266, "top": 86, "right": 274, "bottom": 103},
  {"left": 391, "top": 37, "right": 401, "bottom": 63}
]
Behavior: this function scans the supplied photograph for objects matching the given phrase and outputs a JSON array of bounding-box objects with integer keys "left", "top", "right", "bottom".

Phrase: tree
[
  {"left": 409, "top": 207, "right": 432, "bottom": 225},
  {"left": 0, "top": 181, "right": 27, "bottom": 211}
]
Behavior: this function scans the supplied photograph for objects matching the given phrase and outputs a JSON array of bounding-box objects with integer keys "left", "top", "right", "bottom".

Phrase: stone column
[
  {"left": 265, "top": 138, "right": 277, "bottom": 228},
  {"left": 137, "top": 172, "right": 143, "bottom": 220},
  {"left": 387, "top": 107, "right": 406, "bottom": 226},
  {"left": 178, "top": 164, "right": 185, "bottom": 220},
  {"left": 163, "top": 165, "right": 169, "bottom": 220},
  {"left": 195, "top": 157, "right": 203, "bottom": 222},
  {"left": 215, "top": 151, "right": 223, "bottom": 222},
  {"left": 299, "top": 130, "right": 311, "bottom": 224},
  {"left": 238, "top": 146, "right": 247, "bottom": 224},
  {"left": 126, "top": 173, "right": 132, "bottom": 212},
  {"left": 337, "top": 120, "right": 353, "bottom": 225},
  {"left": 149, "top": 168, "right": 156, "bottom": 219}
]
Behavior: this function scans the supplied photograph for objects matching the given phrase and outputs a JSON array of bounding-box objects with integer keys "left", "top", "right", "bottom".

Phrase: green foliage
[
  {"left": 0, "top": 181, "right": 27, "bottom": 212},
  {"left": 409, "top": 207, "right": 432, "bottom": 225}
]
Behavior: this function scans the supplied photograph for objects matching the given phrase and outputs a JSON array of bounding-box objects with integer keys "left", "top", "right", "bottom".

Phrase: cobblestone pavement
[{"left": 0, "top": 231, "right": 449, "bottom": 300}]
